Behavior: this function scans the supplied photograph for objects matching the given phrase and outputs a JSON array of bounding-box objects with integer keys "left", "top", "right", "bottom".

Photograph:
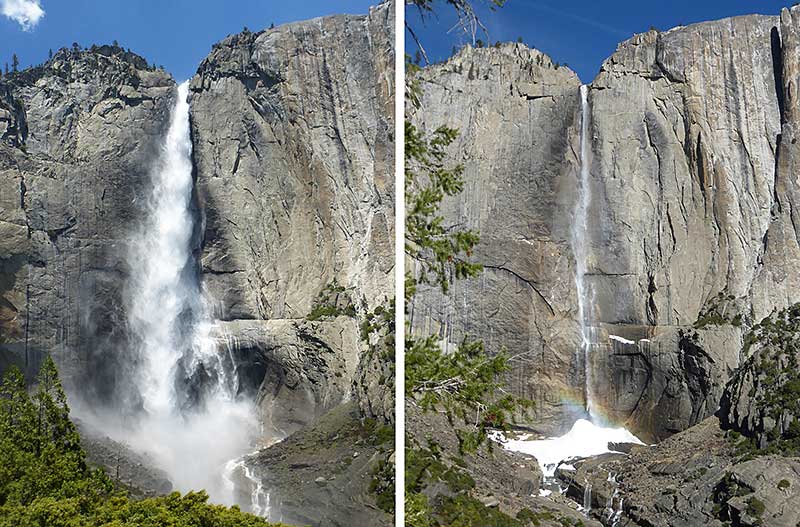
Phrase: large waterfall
[{"left": 122, "top": 81, "right": 257, "bottom": 505}]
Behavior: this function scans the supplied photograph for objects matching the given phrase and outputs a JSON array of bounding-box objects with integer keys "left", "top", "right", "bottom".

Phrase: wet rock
[
  {"left": 588, "top": 324, "right": 742, "bottom": 442},
  {"left": 75, "top": 418, "right": 173, "bottom": 498},
  {"left": 212, "top": 317, "right": 361, "bottom": 440}
]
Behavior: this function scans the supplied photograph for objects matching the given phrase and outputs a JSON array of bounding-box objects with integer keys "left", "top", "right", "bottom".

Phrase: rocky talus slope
[
  {"left": 410, "top": 6, "right": 800, "bottom": 442},
  {"left": 559, "top": 416, "right": 800, "bottom": 527}
]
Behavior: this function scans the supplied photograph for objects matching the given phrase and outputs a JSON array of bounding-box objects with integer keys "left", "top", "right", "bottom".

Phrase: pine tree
[
  {"left": 48, "top": 48, "right": 53, "bottom": 59},
  {"left": 11, "top": 54, "right": 18, "bottom": 72}
]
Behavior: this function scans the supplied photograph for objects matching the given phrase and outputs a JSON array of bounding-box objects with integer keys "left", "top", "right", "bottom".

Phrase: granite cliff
[{"left": 410, "top": 6, "right": 800, "bottom": 443}]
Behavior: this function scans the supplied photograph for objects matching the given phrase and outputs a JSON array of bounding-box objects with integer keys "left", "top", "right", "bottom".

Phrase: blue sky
[
  {"left": 1, "top": 0, "right": 378, "bottom": 81},
  {"left": 407, "top": 0, "right": 797, "bottom": 82}
]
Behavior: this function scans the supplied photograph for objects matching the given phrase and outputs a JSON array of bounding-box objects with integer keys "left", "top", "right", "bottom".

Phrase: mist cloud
[{"left": 1, "top": 0, "right": 45, "bottom": 31}]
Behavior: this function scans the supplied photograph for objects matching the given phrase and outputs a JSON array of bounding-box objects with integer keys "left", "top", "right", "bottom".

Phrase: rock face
[
  {"left": 185, "top": 5, "right": 395, "bottom": 524},
  {"left": 589, "top": 324, "right": 741, "bottom": 442},
  {"left": 189, "top": 5, "right": 394, "bottom": 320},
  {"left": 410, "top": 7, "right": 800, "bottom": 439},
  {"left": 0, "top": 47, "right": 174, "bottom": 410},
  {"left": 0, "top": 4, "right": 394, "bottom": 523},
  {"left": 213, "top": 317, "right": 362, "bottom": 439},
  {"left": 188, "top": 2, "right": 395, "bottom": 433},
  {"left": 408, "top": 43, "right": 585, "bottom": 434}
]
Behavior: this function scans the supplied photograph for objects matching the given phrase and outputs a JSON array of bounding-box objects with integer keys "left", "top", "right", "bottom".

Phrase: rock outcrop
[
  {"left": 213, "top": 317, "right": 362, "bottom": 439},
  {"left": 410, "top": 6, "right": 800, "bottom": 440},
  {"left": 719, "top": 303, "right": 800, "bottom": 451},
  {"left": 406, "top": 404, "right": 601, "bottom": 527},
  {"left": 561, "top": 417, "right": 800, "bottom": 526},
  {"left": 0, "top": 46, "right": 174, "bottom": 410},
  {"left": 230, "top": 403, "right": 393, "bottom": 527}
]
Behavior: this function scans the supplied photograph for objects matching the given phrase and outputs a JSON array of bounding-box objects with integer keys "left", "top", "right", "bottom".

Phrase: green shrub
[
  {"left": 746, "top": 496, "right": 765, "bottom": 517},
  {"left": 307, "top": 280, "right": 356, "bottom": 320}
]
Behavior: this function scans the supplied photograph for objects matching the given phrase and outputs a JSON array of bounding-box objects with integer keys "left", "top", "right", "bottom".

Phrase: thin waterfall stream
[
  {"left": 573, "top": 83, "right": 596, "bottom": 422},
  {"left": 494, "top": 84, "right": 643, "bottom": 509}
]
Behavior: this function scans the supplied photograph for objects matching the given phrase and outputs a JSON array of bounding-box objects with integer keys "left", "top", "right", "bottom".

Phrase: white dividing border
[{"left": 394, "top": 0, "right": 405, "bottom": 524}]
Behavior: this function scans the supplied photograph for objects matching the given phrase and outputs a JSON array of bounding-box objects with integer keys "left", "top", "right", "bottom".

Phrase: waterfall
[
  {"left": 223, "top": 458, "right": 270, "bottom": 517},
  {"left": 572, "top": 84, "right": 596, "bottom": 421},
  {"left": 121, "top": 81, "right": 257, "bottom": 504},
  {"left": 582, "top": 482, "right": 592, "bottom": 513},
  {"left": 128, "top": 81, "right": 199, "bottom": 417},
  {"left": 496, "top": 83, "right": 645, "bottom": 520}
]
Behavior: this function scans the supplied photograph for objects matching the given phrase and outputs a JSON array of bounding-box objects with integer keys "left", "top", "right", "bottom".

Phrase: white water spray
[
  {"left": 572, "top": 84, "right": 597, "bottom": 421},
  {"left": 122, "top": 81, "right": 257, "bottom": 503}
]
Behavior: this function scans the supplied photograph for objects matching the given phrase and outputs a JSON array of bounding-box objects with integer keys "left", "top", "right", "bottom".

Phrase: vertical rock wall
[{"left": 189, "top": 3, "right": 395, "bottom": 432}]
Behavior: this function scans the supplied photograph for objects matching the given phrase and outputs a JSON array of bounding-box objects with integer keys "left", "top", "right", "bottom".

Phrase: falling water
[
  {"left": 123, "top": 81, "right": 258, "bottom": 503},
  {"left": 582, "top": 483, "right": 592, "bottom": 514},
  {"left": 572, "top": 84, "right": 597, "bottom": 421},
  {"left": 223, "top": 458, "right": 270, "bottom": 516}
]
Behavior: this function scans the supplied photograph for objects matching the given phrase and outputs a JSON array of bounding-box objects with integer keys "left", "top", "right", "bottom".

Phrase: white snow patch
[
  {"left": 495, "top": 419, "right": 644, "bottom": 478},
  {"left": 609, "top": 334, "right": 635, "bottom": 345}
]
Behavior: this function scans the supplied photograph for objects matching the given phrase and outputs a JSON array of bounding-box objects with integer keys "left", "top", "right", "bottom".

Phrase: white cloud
[{"left": 1, "top": 0, "right": 45, "bottom": 31}]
